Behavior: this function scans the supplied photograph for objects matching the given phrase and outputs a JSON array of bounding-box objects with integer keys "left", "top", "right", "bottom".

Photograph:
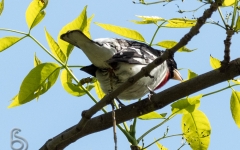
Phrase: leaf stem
[
  {"left": 134, "top": 0, "right": 167, "bottom": 5},
  {"left": 144, "top": 133, "right": 183, "bottom": 149},
  {"left": 130, "top": 117, "right": 137, "bottom": 140},
  {"left": 217, "top": 7, "right": 228, "bottom": 28},
  {"left": 67, "top": 65, "right": 85, "bottom": 68},
  {"left": 113, "top": 100, "right": 129, "bottom": 132},
  {"left": 29, "top": 35, "right": 63, "bottom": 65},
  {"left": 206, "top": 21, "right": 226, "bottom": 29},
  {"left": 149, "top": 20, "right": 167, "bottom": 46},
  {"left": 116, "top": 124, "right": 137, "bottom": 144},
  {"left": 137, "top": 113, "right": 176, "bottom": 143},
  {"left": 203, "top": 84, "right": 239, "bottom": 97},
  {"left": 0, "top": 28, "right": 28, "bottom": 35},
  {"left": 230, "top": 0, "right": 239, "bottom": 29}
]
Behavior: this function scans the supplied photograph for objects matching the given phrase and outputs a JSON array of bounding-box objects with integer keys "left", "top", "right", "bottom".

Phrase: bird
[{"left": 60, "top": 30, "right": 182, "bottom": 100}]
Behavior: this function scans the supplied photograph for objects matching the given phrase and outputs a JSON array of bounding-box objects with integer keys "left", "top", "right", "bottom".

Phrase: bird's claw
[
  {"left": 115, "top": 97, "right": 125, "bottom": 108},
  {"left": 147, "top": 86, "right": 156, "bottom": 101}
]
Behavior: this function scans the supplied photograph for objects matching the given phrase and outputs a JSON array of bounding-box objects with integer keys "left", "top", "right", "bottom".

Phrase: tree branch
[
  {"left": 40, "top": 57, "right": 240, "bottom": 150},
  {"left": 40, "top": 2, "right": 220, "bottom": 150},
  {"left": 221, "top": 29, "right": 234, "bottom": 68}
]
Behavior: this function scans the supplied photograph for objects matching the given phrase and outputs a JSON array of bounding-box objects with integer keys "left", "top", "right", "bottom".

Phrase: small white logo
[{"left": 10, "top": 128, "right": 28, "bottom": 150}]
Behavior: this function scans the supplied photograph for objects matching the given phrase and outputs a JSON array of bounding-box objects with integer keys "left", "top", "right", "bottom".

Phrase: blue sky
[{"left": 1, "top": 0, "right": 240, "bottom": 150}]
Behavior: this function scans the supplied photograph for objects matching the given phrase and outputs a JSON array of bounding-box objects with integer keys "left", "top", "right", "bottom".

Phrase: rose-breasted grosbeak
[{"left": 61, "top": 30, "right": 182, "bottom": 100}]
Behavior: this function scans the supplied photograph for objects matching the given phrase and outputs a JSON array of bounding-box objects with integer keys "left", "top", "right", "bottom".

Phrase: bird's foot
[
  {"left": 145, "top": 72, "right": 154, "bottom": 78},
  {"left": 147, "top": 86, "right": 156, "bottom": 101},
  {"left": 115, "top": 97, "right": 125, "bottom": 108}
]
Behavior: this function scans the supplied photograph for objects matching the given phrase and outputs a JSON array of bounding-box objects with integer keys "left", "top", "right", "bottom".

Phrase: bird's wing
[{"left": 107, "top": 39, "right": 163, "bottom": 65}]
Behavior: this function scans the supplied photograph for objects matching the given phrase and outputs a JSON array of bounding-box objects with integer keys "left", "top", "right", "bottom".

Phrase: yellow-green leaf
[
  {"left": 18, "top": 63, "right": 60, "bottom": 104},
  {"left": 232, "top": 79, "right": 240, "bottom": 84},
  {"left": 138, "top": 111, "right": 167, "bottom": 120},
  {"left": 136, "top": 15, "right": 164, "bottom": 21},
  {"left": 0, "top": 36, "right": 22, "bottom": 52},
  {"left": 34, "top": 53, "right": 41, "bottom": 67},
  {"left": 32, "top": 10, "right": 46, "bottom": 29},
  {"left": 165, "top": 18, "right": 197, "bottom": 28},
  {"left": 222, "top": 0, "right": 235, "bottom": 6},
  {"left": 25, "top": 0, "right": 48, "bottom": 29},
  {"left": 171, "top": 95, "right": 202, "bottom": 114},
  {"left": 0, "top": 0, "right": 4, "bottom": 15},
  {"left": 230, "top": 91, "right": 240, "bottom": 128},
  {"left": 58, "top": 6, "right": 88, "bottom": 58},
  {"left": 155, "top": 141, "right": 168, "bottom": 150},
  {"left": 187, "top": 69, "right": 198, "bottom": 80},
  {"left": 83, "top": 14, "right": 94, "bottom": 39},
  {"left": 156, "top": 40, "right": 195, "bottom": 52},
  {"left": 131, "top": 15, "right": 165, "bottom": 24},
  {"left": 61, "top": 69, "right": 93, "bottom": 96},
  {"left": 8, "top": 95, "right": 21, "bottom": 108},
  {"left": 235, "top": 16, "right": 240, "bottom": 31},
  {"left": 95, "top": 22, "right": 145, "bottom": 42},
  {"left": 182, "top": 110, "right": 211, "bottom": 150},
  {"left": 94, "top": 80, "right": 105, "bottom": 99},
  {"left": 210, "top": 55, "right": 221, "bottom": 69},
  {"left": 130, "top": 20, "right": 157, "bottom": 24},
  {"left": 45, "top": 28, "right": 66, "bottom": 63}
]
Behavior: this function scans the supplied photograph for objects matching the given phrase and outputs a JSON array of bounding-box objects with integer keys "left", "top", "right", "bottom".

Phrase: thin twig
[{"left": 111, "top": 102, "right": 117, "bottom": 150}]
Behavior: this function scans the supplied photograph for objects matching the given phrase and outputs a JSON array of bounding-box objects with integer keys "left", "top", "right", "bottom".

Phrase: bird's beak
[{"left": 172, "top": 69, "right": 183, "bottom": 81}]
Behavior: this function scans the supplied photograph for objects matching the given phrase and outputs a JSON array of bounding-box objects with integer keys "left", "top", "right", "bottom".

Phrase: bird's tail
[{"left": 60, "top": 30, "right": 115, "bottom": 68}]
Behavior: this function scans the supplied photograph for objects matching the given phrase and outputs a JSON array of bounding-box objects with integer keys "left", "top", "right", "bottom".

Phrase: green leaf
[
  {"left": 83, "top": 14, "right": 94, "bottom": 39},
  {"left": 58, "top": 5, "right": 88, "bottom": 59},
  {"left": 222, "top": 0, "right": 235, "bottom": 6},
  {"left": 45, "top": 28, "right": 66, "bottom": 63},
  {"left": 182, "top": 110, "right": 211, "bottom": 150},
  {"left": 0, "top": 0, "right": 4, "bottom": 15},
  {"left": 95, "top": 22, "right": 145, "bottom": 42},
  {"left": 94, "top": 80, "right": 105, "bottom": 99},
  {"left": 210, "top": 55, "right": 221, "bottom": 69},
  {"left": 61, "top": 69, "right": 93, "bottom": 96},
  {"left": 156, "top": 40, "right": 195, "bottom": 52},
  {"left": 165, "top": 18, "right": 197, "bottom": 28},
  {"left": 25, "top": 0, "right": 48, "bottom": 29},
  {"left": 230, "top": 91, "right": 240, "bottom": 128},
  {"left": 0, "top": 36, "right": 22, "bottom": 52},
  {"left": 34, "top": 53, "right": 42, "bottom": 67},
  {"left": 18, "top": 63, "right": 60, "bottom": 104},
  {"left": 155, "top": 141, "right": 168, "bottom": 150},
  {"left": 138, "top": 111, "right": 167, "bottom": 120},
  {"left": 171, "top": 95, "right": 202, "bottom": 114},
  {"left": 187, "top": 69, "right": 198, "bottom": 80},
  {"left": 235, "top": 16, "right": 240, "bottom": 31}
]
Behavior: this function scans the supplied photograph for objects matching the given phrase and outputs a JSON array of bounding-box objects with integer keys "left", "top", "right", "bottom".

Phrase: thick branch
[
  {"left": 40, "top": 2, "right": 220, "bottom": 150},
  {"left": 221, "top": 30, "right": 234, "bottom": 67},
  {"left": 41, "top": 58, "right": 240, "bottom": 150}
]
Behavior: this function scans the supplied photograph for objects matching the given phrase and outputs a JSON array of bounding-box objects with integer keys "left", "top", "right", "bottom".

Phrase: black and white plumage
[{"left": 60, "top": 30, "right": 182, "bottom": 100}]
